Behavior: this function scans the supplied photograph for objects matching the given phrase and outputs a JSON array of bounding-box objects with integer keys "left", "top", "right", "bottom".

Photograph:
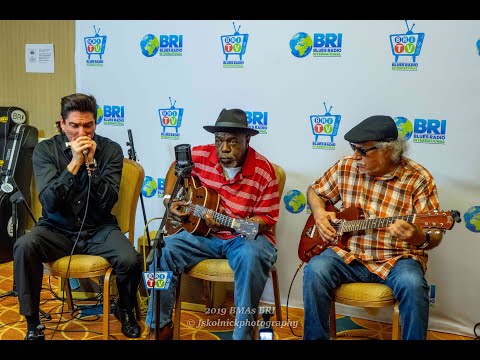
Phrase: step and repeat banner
[{"left": 75, "top": 20, "right": 480, "bottom": 337}]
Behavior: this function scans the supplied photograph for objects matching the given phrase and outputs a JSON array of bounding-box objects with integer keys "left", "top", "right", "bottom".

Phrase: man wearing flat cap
[
  {"left": 303, "top": 115, "right": 443, "bottom": 340},
  {"left": 145, "top": 108, "right": 280, "bottom": 340}
]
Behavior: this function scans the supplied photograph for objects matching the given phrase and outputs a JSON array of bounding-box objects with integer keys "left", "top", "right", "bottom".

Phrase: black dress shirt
[{"left": 33, "top": 133, "right": 123, "bottom": 236}]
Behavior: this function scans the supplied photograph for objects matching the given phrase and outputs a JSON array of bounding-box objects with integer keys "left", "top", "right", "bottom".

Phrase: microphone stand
[
  {"left": 146, "top": 164, "right": 193, "bottom": 340},
  {"left": 126, "top": 129, "right": 152, "bottom": 254},
  {"left": 0, "top": 179, "right": 51, "bottom": 320}
]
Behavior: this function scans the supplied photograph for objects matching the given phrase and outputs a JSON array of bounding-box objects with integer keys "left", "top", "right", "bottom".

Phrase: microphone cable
[
  {"left": 286, "top": 261, "right": 304, "bottom": 338},
  {"left": 49, "top": 173, "right": 92, "bottom": 340}
]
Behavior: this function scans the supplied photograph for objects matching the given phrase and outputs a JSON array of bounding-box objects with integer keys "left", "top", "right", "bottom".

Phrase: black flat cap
[
  {"left": 203, "top": 108, "right": 258, "bottom": 136},
  {"left": 344, "top": 115, "right": 398, "bottom": 143}
]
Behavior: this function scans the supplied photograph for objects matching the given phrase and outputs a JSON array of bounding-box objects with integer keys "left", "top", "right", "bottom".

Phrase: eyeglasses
[{"left": 349, "top": 143, "right": 378, "bottom": 156}]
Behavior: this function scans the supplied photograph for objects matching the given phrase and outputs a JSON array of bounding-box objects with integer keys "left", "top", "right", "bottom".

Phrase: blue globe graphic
[
  {"left": 142, "top": 176, "right": 157, "bottom": 198},
  {"left": 283, "top": 190, "right": 306, "bottom": 214},
  {"left": 289, "top": 32, "right": 313, "bottom": 58},
  {"left": 96, "top": 105, "right": 103, "bottom": 125},
  {"left": 394, "top": 116, "right": 413, "bottom": 141},
  {"left": 140, "top": 34, "right": 159, "bottom": 57},
  {"left": 464, "top": 206, "right": 480, "bottom": 233}
]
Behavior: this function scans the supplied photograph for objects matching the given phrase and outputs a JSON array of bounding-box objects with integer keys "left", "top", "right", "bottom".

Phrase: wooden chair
[
  {"left": 329, "top": 282, "right": 400, "bottom": 340},
  {"left": 43, "top": 158, "right": 145, "bottom": 340},
  {"left": 172, "top": 163, "right": 286, "bottom": 340}
]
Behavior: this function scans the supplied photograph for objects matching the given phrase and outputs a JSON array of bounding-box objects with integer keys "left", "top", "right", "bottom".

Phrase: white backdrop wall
[{"left": 75, "top": 20, "right": 480, "bottom": 337}]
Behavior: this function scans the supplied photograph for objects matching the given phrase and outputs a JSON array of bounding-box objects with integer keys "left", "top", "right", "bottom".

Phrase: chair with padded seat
[
  {"left": 43, "top": 158, "right": 144, "bottom": 340},
  {"left": 171, "top": 163, "right": 286, "bottom": 340},
  {"left": 329, "top": 282, "right": 400, "bottom": 340}
]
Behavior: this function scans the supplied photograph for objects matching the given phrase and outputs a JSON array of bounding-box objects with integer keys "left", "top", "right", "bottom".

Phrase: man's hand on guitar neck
[
  {"left": 388, "top": 220, "right": 425, "bottom": 245},
  {"left": 204, "top": 210, "right": 231, "bottom": 233}
]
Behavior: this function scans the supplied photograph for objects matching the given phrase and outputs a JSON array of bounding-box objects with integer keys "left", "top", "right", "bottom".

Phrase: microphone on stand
[{"left": 145, "top": 144, "right": 194, "bottom": 266}]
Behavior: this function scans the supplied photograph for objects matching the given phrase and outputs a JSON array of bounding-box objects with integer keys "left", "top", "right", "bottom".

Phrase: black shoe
[
  {"left": 25, "top": 324, "right": 46, "bottom": 340},
  {"left": 113, "top": 303, "right": 141, "bottom": 338}
]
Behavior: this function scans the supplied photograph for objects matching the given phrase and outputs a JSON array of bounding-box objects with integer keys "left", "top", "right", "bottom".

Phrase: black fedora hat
[{"left": 203, "top": 108, "right": 259, "bottom": 136}]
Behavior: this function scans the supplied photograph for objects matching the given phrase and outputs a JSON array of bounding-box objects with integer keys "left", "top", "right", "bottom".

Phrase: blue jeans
[
  {"left": 145, "top": 230, "right": 277, "bottom": 340},
  {"left": 303, "top": 248, "right": 430, "bottom": 340}
]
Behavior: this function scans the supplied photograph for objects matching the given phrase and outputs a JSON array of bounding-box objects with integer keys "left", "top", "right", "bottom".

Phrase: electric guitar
[
  {"left": 165, "top": 176, "right": 259, "bottom": 240},
  {"left": 298, "top": 202, "right": 461, "bottom": 263}
]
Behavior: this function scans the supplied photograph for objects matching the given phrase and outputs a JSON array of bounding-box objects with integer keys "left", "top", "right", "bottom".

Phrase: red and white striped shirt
[
  {"left": 191, "top": 144, "right": 280, "bottom": 245},
  {"left": 311, "top": 156, "right": 440, "bottom": 279}
]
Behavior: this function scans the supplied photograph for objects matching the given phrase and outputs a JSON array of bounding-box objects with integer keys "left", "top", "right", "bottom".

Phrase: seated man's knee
[
  {"left": 304, "top": 249, "right": 338, "bottom": 279},
  {"left": 13, "top": 234, "right": 37, "bottom": 255}
]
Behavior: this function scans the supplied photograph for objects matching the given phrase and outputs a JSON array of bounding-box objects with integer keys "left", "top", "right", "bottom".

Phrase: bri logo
[
  {"left": 158, "top": 97, "right": 184, "bottom": 140},
  {"left": 96, "top": 104, "right": 125, "bottom": 126},
  {"left": 394, "top": 116, "right": 446, "bottom": 144},
  {"left": 389, "top": 20, "right": 425, "bottom": 71},
  {"left": 289, "top": 32, "right": 343, "bottom": 58},
  {"left": 221, "top": 22, "right": 249, "bottom": 68},
  {"left": 245, "top": 111, "right": 268, "bottom": 134},
  {"left": 310, "top": 102, "right": 341, "bottom": 150},
  {"left": 84, "top": 25, "right": 107, "bottom": 67},
  {"left": 140, "top": 34, "right": 183, "bottom": 57}
]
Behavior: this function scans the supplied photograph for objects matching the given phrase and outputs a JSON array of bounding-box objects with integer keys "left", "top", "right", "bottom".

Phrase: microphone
[
  {"left": 145, "top": 144, "right": 194, "bottom": 266},
  {"left": 174, "top": 144, "right": 194, "bottom": 178}
]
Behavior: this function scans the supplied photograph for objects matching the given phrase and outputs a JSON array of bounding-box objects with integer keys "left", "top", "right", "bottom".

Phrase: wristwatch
[{"left": 416, "top": 232, "right": 430, "bottom": 250}]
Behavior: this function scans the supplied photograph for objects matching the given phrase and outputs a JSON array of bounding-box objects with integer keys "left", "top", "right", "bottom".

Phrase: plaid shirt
[
  {"left": 311, "top": 156, "right": 440, "bottom": 279},
  {"left": 191, "top": 144, "right": 279, "bottom": 245}
]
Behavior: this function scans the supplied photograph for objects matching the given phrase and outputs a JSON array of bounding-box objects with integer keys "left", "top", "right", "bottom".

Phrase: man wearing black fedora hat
[
  {"left": 145, "top": 108, "right": 280, "bottom": 340},
  {"left": 302, "top": 115, "right": 444, "bottom": 340}
]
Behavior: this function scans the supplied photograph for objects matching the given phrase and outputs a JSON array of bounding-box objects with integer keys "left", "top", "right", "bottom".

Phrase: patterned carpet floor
[{"left": 0, "top": 261, "right": 474, "bottom": 340}]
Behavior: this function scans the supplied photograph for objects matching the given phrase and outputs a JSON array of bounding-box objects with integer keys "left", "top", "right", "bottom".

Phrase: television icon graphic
[
  {"left": 158, "top": 97, "right": 184, "bottom": 133},
  {"left": 84, "top": 25, "right": 107, "bottom": 60},
  {"left": 143, "top": 271, "right": 173, "bottom": 291},
  {"left": 310, "top": 102, "right": 341, "bottom": 143},
  {"left": 220, "top": 22, "right": 248, "bottom": 61},
  {"left": 389, "top": 20, "right": 424, "bottom": 63}
]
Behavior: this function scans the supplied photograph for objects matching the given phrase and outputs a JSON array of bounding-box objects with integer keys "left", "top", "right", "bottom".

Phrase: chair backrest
[
  {"left": 111, "top": 158, "right": 145, "bottom": 244},
  {"left": 271, "top": 163, "right": 286, "bottom": 237}
]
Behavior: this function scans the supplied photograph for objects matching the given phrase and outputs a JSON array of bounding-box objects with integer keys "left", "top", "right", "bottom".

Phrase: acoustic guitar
[
  {"left": 165, "top": 176, "right": 259, "bottom": 240},
  {"left": 298, "top": 202, "right": 461, "bottom": 263}
]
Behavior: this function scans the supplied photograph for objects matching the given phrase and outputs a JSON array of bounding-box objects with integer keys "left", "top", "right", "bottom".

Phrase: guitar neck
[
  {"left": 341, "top": 214, "right": 415, "bottom": 233},
  {"left": 189, "top": 204, "right": 235, "bottom": 229}
]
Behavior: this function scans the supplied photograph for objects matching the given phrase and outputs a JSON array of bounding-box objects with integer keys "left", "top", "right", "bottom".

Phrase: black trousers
[{"left": 13, "top": 224, "right": 142, "bottom": 316}]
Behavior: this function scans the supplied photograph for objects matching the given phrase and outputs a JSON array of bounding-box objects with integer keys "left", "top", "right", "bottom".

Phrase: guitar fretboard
[
  {"left": 189, "top": 203, "right": 235, "bottom": 228},
  {"left": 340, "top": 215, "right": 415, "bottom": 232}
]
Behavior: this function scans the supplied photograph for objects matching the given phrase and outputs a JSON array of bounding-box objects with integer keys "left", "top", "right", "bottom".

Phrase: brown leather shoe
[{"left": 147, "top": 322, "right": 174, "bottom": 340}]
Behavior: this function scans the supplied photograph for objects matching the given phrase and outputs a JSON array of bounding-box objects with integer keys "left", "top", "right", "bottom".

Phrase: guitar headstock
[
  {"left": 232, "top": 219, "right": 259, "bottom": 240},
  {"left": 415, "top": 210, "right": 462, "bottom": 230}
]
